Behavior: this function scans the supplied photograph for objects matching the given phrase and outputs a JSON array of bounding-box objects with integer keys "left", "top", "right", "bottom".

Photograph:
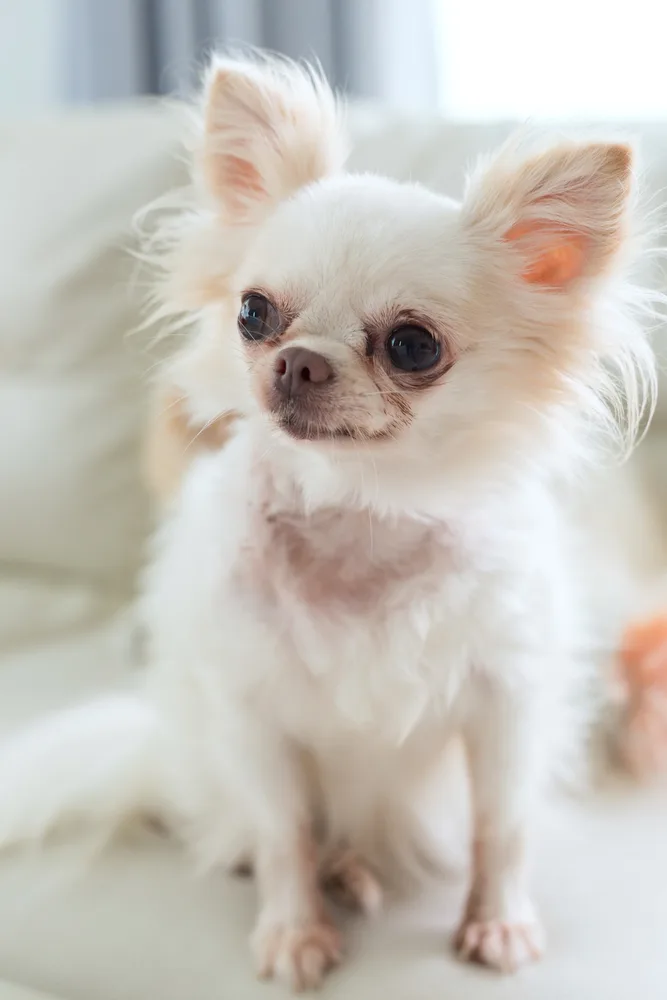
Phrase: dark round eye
[
  {"left": 386, "top": 326, "right": 441, "bottom": 371},
  {"left": 238, "top": 293, "right": 280, "bottom": 342}
]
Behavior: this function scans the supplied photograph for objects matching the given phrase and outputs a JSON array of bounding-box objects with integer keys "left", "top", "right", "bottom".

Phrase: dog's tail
[{"left": 0, "top": 695, "right": 162, "bottom": 850}]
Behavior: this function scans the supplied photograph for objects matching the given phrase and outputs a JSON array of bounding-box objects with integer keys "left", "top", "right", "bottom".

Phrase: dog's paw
[
  {"left": 251, "top": 918, "right": 342, "bottom": 992},
  {"left": 454, "top": 916, "right": 544, "bottom": 973},
  {"left": 321, "top": 847, "right": 383, "bottom": 915}
]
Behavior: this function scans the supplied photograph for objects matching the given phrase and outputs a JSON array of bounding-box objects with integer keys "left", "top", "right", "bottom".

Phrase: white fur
[{"left": 0, "top": 55, "right": 656, "bottom": 988}]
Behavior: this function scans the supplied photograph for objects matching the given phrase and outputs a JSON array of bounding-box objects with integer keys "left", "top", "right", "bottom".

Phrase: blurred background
[{"left": 3, "top": 0, "right": 667, "bottom": 120}]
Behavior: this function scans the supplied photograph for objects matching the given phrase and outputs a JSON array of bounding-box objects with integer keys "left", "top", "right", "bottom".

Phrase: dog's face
[
  {"left": 234, "top": 175, "right": 467, "bottom": 445},
  {"left": 169, "top": 56, "right": 648, "bottom": 501}
]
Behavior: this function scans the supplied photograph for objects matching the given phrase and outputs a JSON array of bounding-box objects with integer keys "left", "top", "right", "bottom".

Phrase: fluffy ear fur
[
  {"left": 463, "top": 140, "right": 634, "bottom": 288},
  {"left": 199, "top": 55, "right": 347, "bottom": 224}
]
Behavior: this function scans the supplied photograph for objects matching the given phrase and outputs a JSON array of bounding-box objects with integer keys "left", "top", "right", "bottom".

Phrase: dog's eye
[
  {"left": 238, "top": 293, "right": 280, "bottom": 342},
  {"left": 386, "top": 326, "right": 440, "bottom": 371}
]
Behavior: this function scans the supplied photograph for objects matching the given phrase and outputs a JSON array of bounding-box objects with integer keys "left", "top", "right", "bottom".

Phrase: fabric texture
[
  {"left": 0, "top": 99, "right": 188, "bottom": 653},
  {"left": 0, "top": 984, "right": 64, "bottom": 1000},
  {"left": 0, "top": 100, "right": 667, "bottom": 998}
]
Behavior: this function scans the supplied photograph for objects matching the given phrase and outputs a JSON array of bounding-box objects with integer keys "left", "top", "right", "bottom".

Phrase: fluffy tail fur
[{"left": 0, "top": 695, "right": 161, "bottom": 849}]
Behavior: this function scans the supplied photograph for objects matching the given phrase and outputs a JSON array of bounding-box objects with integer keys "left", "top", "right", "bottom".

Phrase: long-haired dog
[{"left": 0, "top": 55, "right": 657, "bottom": 990}]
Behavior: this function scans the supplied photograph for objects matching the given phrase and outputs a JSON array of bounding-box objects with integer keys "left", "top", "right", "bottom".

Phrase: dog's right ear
[{"left": 199, "top": 55, "right": 347, "bottom": 225}]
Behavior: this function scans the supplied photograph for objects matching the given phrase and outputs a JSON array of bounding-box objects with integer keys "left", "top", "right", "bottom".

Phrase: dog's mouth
[
  {"left": 274, "top": 407, "right": 357, "bottom": 442},
  {"left": 270, "top": 403, "right": 393, "bottom": 444}
]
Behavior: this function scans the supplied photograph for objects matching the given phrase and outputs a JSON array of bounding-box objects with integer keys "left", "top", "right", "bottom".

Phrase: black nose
[{"left": 274, "top": 347, "right": 334, "bottom": 398}]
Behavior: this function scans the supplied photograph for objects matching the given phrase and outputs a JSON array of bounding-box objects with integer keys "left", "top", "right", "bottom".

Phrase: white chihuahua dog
[{"left": 0, "top": 55, "right": 655, "bottom": 991}]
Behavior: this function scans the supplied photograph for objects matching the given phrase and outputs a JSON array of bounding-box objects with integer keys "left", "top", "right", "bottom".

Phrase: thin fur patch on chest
[{"left": 239, "top": 503, "right": 455, "bottom": 615}]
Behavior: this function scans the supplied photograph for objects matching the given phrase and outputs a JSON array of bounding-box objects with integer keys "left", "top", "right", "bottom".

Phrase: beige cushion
[
  {"left": 0, "top": 985, "right": 64, "bottom": 1000},
  {"left": 0, "top": 100, "right": 186, "bottom": 598}
]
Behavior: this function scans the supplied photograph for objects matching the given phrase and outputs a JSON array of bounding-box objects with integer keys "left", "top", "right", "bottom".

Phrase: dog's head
[{"left": 159, "top": 55, "right": 653, "bottom": 508}]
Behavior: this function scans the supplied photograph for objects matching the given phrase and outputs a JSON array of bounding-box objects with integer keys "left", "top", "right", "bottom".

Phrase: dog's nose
[{"left": 274, "top": 347, "right": 333, "bottom": 398}]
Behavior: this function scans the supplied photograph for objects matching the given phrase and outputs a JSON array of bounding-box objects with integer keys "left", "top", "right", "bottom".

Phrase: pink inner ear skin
[
  {"left": 224, "top": 155, "right": 267, "bottom": 197},
  {"left": 203, "top": 151, "right": 268, "bottom": 220},
  {"left": 505, "top": 220, "right": 589, "bottom": 288}
]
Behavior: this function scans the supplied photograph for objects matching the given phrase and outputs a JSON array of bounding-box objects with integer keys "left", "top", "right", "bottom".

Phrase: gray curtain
[{"left": 62, "top": 0, "right": 438, "bottom": 109}]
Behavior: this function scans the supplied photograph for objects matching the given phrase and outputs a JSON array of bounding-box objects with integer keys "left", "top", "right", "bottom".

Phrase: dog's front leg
[
  {"left": 227, "top": 716, "right": 340, "bottom": 991},
  {"left": 454, "top": 675, "right": 547, "bottom": 972}
]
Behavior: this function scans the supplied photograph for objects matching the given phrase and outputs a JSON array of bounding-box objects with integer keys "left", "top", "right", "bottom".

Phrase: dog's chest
[
  {"left": 238, "top": 502, "right": 455, "bottom": 618},
  {"left": 233, "top": 502, "right": 466, "bottom": 737}
]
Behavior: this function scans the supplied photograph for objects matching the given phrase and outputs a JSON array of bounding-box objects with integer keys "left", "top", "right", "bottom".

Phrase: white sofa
[{"left": 1, "top": 99, "right": 667, "bottom": 1000}]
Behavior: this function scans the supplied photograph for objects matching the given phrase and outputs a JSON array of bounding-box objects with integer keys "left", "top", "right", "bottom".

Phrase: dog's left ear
[
  {"left": 463, "top": 140, "right": 634, "bottom": 289},
  {"left": 199, "top": 56, "right": 346, "bottom": 225}
]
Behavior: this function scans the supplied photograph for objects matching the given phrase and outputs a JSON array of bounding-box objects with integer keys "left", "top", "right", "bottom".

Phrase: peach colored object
[
  {"left": 620, "top": 615, "right": 667, "bottom": 687},
  {"left": 618, "top": 615, "right": 667, "bottom": 777}
]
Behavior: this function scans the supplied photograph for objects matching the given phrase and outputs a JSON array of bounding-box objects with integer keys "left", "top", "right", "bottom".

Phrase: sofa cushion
[{"left": 0, "top": 101, "right": 187, "bottom": 600}]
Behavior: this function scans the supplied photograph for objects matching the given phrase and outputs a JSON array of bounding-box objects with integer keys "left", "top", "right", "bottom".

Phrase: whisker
[
  {"left": 351, "top": 431, "right": 375, "bottom": 555},
  {"left": 185, "top": 412, "right": 229, "bottom": 453},
  {"left": 159, "top": 393, "right": 188, "bottom": 417},
  {"left": 142, "top": 356, "right": 179, "bottom": 380}
]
